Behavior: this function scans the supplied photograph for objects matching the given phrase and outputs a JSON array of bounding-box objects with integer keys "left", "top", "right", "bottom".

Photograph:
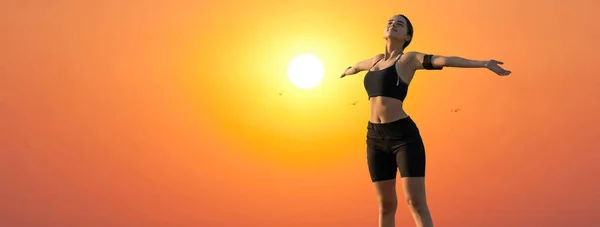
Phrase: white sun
[{"left": 287, "top": 54, "right": 324, "bottom": 89}]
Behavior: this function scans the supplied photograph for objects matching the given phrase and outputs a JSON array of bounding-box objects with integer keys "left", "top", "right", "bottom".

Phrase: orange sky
[{"left": 1, "top": 1, "right": 599, "bottom": 227}]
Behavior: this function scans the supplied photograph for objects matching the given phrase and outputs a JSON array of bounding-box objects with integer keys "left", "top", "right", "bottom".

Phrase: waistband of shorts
[
  {"left": 368, "top": 116, "right": 413, "bottom": 128},
  {"left": 367, "top": 116, "right": 419, "bottom": 137}
]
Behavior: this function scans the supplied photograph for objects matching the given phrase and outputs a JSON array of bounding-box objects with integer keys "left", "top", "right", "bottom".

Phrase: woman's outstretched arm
[
  {"left": 404, "top": 51, "right": 511, "bottom": 76},
  {"left": 340, "top": 54, "right": 384, "bottom": 78}
]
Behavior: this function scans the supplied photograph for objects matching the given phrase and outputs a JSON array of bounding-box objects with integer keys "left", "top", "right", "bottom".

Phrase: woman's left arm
[{"left": 404, "top": 51, "right": 511, "bottom": 76}]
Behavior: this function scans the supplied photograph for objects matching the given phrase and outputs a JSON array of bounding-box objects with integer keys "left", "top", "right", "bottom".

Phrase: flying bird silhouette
[
  {"left": 450, "top": 108, "right": 461, "bottom": 112},
  {"left": 277, "top": 91, "right": 284, "bottom": 96}
]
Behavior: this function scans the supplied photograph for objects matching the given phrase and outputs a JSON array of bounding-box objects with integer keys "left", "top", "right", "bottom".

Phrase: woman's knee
[
  {"left": 405, "top": 195, "right": 428, "bottom": 213},
  {"left": 379, "top": 197, "right": 398, "bottom": 215},
  {"left": 401, "top": 177, "right": 429, "bottom": 213}
]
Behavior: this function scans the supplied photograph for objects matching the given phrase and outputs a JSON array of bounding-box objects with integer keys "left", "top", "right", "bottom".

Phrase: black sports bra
[
  {"left": 363, "top": 54, "right": 408, "bottom": 101},
  {"left": 363, "top": 53, "right": 442, "bottom": 101}
]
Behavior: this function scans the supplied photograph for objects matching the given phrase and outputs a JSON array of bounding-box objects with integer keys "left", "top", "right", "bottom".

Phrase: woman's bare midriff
[{"left": 369, "top": 96, "right": 409, "bottom": 124}]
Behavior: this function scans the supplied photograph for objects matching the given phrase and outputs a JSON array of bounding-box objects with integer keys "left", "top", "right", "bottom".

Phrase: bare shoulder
[
  {"left": 372, "top": 53, "right": 385, "bottom": 63},
  {"left": 399, "top": 51, "right": 430, "bottom": 69},
  {"left": 402, "top": 51, "right": 425, "bottom": 61},
  {"left": 396, "top": 51, "right": 418, "bottom": 66},
  {"left": 354, "top": 53, "right": 385, "bottom": 71}
]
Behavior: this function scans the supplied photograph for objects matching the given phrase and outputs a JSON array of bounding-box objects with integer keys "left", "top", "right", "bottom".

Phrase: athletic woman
[{"left": 340, "top": 14, "right": 511, "bottom": 227}]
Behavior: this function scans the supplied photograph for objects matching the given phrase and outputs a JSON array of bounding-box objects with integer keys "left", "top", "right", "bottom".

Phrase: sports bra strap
[
  {"left": 369, "top": 56, "right": 383, "bottom": 70},
  {"left": 395, "top": 53, "right": 403, "bottom": 86},
  {"left": 395, "top": 53, "right": 403, "bottom": 61},
  {"left": 369, "top": 53, "right": 403, "bottom": 70}
]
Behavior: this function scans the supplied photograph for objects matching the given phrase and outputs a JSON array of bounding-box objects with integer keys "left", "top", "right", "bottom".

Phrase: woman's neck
[{"left": 384, "top": 40, "right": 404, "bottom": 60}]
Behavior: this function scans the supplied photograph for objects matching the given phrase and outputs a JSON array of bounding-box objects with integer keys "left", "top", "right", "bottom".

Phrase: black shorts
[{"left": 366, "top": 116, "right": 426, "bottom": 182}]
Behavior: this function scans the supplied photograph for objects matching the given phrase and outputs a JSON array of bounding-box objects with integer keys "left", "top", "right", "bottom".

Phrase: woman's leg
[
  {"left": 373, "top": 179, "right": 398, "bottom": 227},
  {"left": 401, "top": 177, "right": 433, "bottom": 227},
  {"left": 367, "top": 136, "right": 400, "bottom": 227},
  {"left": 394, "top": 134, "right": 432, "bottom": 227}
]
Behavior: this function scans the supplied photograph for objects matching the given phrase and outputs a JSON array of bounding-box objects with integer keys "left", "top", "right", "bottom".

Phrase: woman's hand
[
  {"left": 340, "top": 66, "right": 353, "bottom": 78},
  {"left": 485, "top": 60, "right": 511, "bottom": 76}
]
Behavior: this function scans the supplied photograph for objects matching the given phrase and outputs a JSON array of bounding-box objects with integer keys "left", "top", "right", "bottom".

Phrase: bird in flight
[{"left": 450, "top": 108, "right": 461, "bottom": 112}]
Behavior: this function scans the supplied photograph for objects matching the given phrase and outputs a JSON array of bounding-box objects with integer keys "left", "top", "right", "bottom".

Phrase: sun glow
[{"left": 287, "top": 54, "right": 324, "bottom": 89}]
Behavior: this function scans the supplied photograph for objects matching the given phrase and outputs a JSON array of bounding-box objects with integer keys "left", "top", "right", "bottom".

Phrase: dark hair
[{"left": 397, "top": 14, "right": 414, "bottom": 49}]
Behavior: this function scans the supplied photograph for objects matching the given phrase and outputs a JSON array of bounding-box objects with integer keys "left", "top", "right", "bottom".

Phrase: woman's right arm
[{"left": 341, "top": 54, "right": 384, "bottom": 78}]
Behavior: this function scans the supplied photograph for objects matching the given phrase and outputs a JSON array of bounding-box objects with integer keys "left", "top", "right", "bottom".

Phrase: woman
[{"left": 340, "top": 14, "right": 511, "bottom": 227}]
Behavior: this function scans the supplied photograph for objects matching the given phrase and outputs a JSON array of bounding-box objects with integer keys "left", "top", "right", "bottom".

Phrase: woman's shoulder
[
  {"left": 371, "top": 53, "right": 385, "bottom": 63},
  {"left": 400, "top": 51, "right": 425, "bottom": 64},
  {"left": 373, "top": 53, "right": 385, "bottom": 60},
  {"left": 402, "top": 51, "right": 422, "bottom": 58}
]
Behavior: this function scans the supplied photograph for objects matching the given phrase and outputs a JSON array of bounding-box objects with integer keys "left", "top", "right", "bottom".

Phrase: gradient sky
[{"left": 1, "top": 0, "right": 599, "bottom": 227}]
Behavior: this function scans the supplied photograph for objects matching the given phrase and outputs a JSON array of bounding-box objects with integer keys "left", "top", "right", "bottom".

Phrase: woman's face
[{"left": 384, "top": 15, "right": 410, "bottom": 43}]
